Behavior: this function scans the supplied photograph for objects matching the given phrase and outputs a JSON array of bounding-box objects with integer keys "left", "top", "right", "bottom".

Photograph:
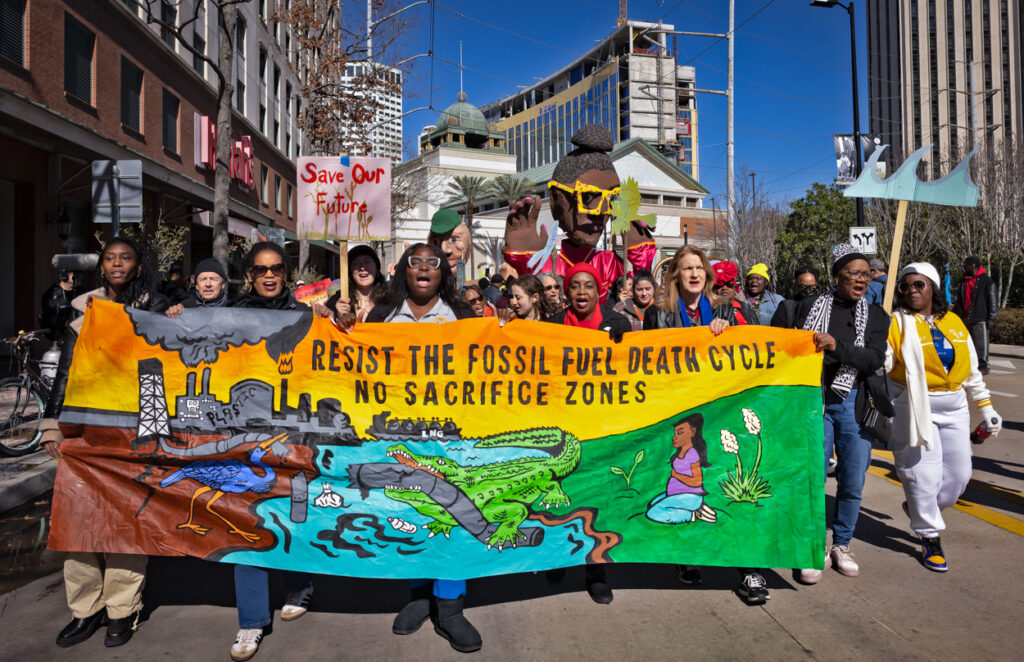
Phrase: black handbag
[{"left": 857, "top": 374, "right": 894, "bottom": 447}]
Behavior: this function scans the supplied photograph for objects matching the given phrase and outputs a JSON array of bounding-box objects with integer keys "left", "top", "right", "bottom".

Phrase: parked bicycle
[{"left": 0, "top": 330, "right": 58, "bottom": 456}]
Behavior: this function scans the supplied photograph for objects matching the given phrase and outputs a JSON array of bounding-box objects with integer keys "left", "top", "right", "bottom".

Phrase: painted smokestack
[
  {"left": 186, "top": 372, "right": 196, "bottom": 397},
  {"left": 201, "top": 367, "right": 211, "bottom": 395}
]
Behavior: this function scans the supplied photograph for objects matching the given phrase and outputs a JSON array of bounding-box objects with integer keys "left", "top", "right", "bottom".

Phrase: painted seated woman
[{"left": 646, "top": 413, "right": 714, "bottom": 524}]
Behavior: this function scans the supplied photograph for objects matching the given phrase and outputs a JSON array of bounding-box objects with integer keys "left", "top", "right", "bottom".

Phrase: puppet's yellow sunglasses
[{"left": 547, "top": 180, "right": 620, "bottom": 214}]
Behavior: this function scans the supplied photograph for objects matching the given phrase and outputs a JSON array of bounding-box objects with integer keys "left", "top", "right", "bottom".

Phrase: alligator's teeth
[
  {"left": 444, "top": 531, "right": 450, "bottom": 539},
  {"left": 428, "top": 531, "right": 435, "bottom": 538}
]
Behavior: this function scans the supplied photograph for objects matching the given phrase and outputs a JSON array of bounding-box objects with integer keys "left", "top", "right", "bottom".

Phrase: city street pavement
[{"left": 2, "top": 360, "right": 1023, "bottom": 661}]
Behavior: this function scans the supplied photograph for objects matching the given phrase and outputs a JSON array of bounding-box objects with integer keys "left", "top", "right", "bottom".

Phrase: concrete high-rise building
[
  {"left": 868, "top": 0, "right": 1023, "bottom": 175},
  {"left": 340, "top": 63, "right": 404, "bottom": 163},
  {"left": 480, "top": 20, "right": 698, "bottom": 180}
]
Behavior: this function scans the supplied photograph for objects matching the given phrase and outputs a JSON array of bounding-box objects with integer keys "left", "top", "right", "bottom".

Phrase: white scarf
[
  {"left": 894, "top": 311, "right": 933, "bottom": 449},
  {"left": 802, "top": 292, "right": 868, "bottom": 399}
]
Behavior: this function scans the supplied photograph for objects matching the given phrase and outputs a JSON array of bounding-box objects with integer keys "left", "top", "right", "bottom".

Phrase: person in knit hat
[
  {"left": 166, "top": 258, "right": 230, "bottom": 317},
  {"left": 743, "top": 263, "right": 786, "bottom": 325},
  {"left": 771, "top": 242, "right": 891, "bottom": 584},
  {"left": 501, "top": 125, "right": 655, "bottom": 304}
]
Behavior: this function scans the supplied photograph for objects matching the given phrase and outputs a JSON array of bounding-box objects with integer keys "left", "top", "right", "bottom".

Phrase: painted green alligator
[{"left": 383, "top": 427, "right": 581, "bottom": 550}]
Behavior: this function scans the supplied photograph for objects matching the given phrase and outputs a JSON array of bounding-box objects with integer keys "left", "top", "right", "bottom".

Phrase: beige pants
[{"left": 64, "top": 552, "right": 147, "bottom": 619}]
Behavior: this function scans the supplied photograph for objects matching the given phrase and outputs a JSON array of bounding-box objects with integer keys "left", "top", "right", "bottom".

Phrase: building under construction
[{"left": 480, "top": 20, "right": 698, "bottom": 179}]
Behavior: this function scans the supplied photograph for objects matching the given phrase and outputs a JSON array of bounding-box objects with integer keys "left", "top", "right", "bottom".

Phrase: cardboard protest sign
[
  {"left": 297, "top": 156, "right": 391, "bottom": 241},
  {"left": 51, "top": 301, "right": 827, "bottom": 578},
  {"left": 294, "top": 278, "right": 333, "bottom": 306}
]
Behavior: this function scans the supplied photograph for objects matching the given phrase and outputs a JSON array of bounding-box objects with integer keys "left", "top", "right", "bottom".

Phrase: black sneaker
[
  {"left": 737, "top": 572, "right": 770, "bottom": 605},
  {"left": 676, "top": 565, "right": 702, "bottom": 585},
  {"left": 281, "top": 581, "right": 314, "bottom": 621}
]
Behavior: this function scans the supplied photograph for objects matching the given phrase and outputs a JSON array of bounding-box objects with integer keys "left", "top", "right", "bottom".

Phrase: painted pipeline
[{"left": 348, "top": 462, "right": 545, "bottom": 548}]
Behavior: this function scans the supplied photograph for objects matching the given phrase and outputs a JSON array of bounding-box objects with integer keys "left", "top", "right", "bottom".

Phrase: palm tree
[
  {"left": 445, "top": 175, "right": 491, "bottom": 279},
  {"left": 489, "top": 175, "right": 537, "bottom": 208}
]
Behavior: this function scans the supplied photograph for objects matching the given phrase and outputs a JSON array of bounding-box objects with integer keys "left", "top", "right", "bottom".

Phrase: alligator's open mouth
[{"left": 386, "top": 448, "right": 444, "bottom": 479}]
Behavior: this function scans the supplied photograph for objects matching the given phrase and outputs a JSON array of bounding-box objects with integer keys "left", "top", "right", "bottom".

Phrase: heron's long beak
[{"left": 259, "top": 432, "right": 290, "bottom": 456}]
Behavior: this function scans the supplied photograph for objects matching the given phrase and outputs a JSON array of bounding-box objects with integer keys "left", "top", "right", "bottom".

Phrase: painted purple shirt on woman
[{"left": 667, "top": 447, "right": 703, "bottom": 495}]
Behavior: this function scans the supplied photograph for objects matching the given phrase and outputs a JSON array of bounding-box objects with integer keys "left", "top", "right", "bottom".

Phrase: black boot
[
  {"left": 56, "top": 611, "right": 108, "bottom": 648},
  {"left": 585, "top": 564, "right": 613, "bottom": 604},
  {"left": 432, "top": 596, "right": 482, "bottom": 653},
  {"left": 393, "top": 584, "right": 432, "bottom": 635},
  {"left": 104, "top": 612, "right": 139, "bottom": 647}
]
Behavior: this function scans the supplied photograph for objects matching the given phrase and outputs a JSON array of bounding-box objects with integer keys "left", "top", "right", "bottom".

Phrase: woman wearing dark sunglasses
[
  {"left": 886, "top": 263, "right": 1001, "bottom": 573},
  {"left": 230, "top": 242, "right": 308, "bottom": 311},
  {"left": 227, "top": 242, "right": 313, "bottom": 661},
  {"left": 336, "top": 242, "right": 480, "bottom": 652}
]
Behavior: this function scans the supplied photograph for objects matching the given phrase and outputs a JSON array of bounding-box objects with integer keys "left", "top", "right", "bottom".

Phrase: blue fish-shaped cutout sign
[{"left": 843, "top": 144, "right": 979, "bottom": 207}]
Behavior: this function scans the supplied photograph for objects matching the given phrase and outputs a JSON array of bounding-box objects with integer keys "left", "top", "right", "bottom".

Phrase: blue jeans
[
  {"left": 646, "top": 492, "right": 703, "bottom": 524},
  {"left": 407, "top": 579, "right": 466, "bottom": 600},
  {"left": 235, "top": 564, "right": 313, "bottom": 629},
  {"left": 823, "top": 389, "right": 873, "bottom": 547}
]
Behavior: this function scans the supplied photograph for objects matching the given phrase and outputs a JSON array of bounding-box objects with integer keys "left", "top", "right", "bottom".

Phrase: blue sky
[{"left": 385, "top": 0, "right": 869, "bottom": 208}]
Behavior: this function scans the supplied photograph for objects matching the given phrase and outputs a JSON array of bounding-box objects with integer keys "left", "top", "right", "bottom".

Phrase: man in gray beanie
[{"left": 166, "top": 258, "right": 229, "bottom": 317}]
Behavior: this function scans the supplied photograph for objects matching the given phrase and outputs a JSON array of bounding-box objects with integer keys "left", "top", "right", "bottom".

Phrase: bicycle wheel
[{"left": 0, "top": 378, "right": 45, "bottom": 456}]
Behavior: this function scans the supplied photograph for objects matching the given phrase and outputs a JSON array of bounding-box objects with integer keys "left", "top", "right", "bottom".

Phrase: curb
[
  {"left": 0, "top": 451, "right": 56, "bottom": 514},
  {"left": 991, "top": 344, "right": 1024, "bottom": 359}
]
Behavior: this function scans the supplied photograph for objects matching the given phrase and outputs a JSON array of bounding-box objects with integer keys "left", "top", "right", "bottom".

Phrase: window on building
[
  {"left": 192, "top": 30, "right": 205, "bottom": 76},
  {"left": 236, "top": 79, "right": 244, "bottom": 112},
  {"left": 260, "top": 165, "right": 269, "bottom": 204},
  {"left": 259, "top": 104, "right": 266, "bottom": 133},
  {"left": 285, "top": 82, "right": 292, "bottom": 113},
  {"left": 160, "top": 1, "right": 176, "bottom": 48},
  {"left": 274, "top": 120, "right": 279, "bottom": 148},
  {"left": 285, "top": 132, "right": 291, "bottom": 157},
  {"left": 0, "top": 0, "right": 26, "bottom": 67},
  {"left": 259, "top": 47, "right": 267, "bottom": 82},
  {"left": 235, "top": 15, "right": 246, "bottom": 58},
  {"left": 162, "top": 89, "right": 179, "bottom": 152},
  {"left": 64, "top": 13, "right": 94, "bottom": 105},
  {"left": 274, "top": 175, "right": 281, "bottom": 212},
  {"left": 273, "top": 65, "right": 280, "bottom": 99},
  {"left": 286, "top": 184, "right": 293, "bottom": 218},
  {"left": 120, "top": 57, "right": 143, "bottom": 132},
  {"left": 258, "top": 0, "right": 266, "bottom": 19}
]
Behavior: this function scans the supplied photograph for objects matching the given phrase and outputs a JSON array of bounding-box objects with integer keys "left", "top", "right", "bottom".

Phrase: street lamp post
[{"left": 811, "top": 0, "right": 864, "bottom": 226}]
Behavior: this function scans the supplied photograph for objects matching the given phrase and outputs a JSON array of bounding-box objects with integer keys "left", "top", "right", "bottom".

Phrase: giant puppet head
[{"left": 547, "top": 125, "right": 620, "bottom": 250}]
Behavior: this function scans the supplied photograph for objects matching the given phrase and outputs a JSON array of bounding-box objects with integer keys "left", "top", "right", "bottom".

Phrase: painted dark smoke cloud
[{"left": 128, "top": 307, "right": 312, "bottom": 367}]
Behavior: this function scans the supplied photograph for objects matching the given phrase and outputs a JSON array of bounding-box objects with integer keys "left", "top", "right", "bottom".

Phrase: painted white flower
[
  {"left": 742, "top": 408, "right": 762, "bottom": 435},
  {"left": 720, "top": 429, "right": 738, "bottom": 454}
]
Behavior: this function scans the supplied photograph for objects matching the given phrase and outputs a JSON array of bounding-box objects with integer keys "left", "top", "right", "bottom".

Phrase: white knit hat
[{"left": 897, "top": 262, "right": 941, "bottom": 289}]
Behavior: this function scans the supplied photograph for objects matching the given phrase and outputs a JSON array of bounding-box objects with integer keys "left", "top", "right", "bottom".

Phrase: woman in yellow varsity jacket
[{"left": 885, "top": 263, "right": 1002, "bottom": 572}]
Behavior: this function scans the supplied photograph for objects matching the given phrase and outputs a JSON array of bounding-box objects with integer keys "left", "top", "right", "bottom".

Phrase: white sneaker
[
  {"left": 798, "top": 550, "right": 832, "bottom": 584},
  {"left": 281, "top": 582, "right": 314, "bottom": 621},
  {"left": 830, "top": 544, "right": 860, "bottom": 577},
  {"left": 230, "top": 628, "right": 263, "bottom": 662}
]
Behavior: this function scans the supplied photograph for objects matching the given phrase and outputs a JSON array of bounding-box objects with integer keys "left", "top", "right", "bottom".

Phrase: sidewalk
[
  {"left": 991, "top": 343, "right": 1024, "bottom": 358},
  {"left": 0, "top": 450, "right": 55, "bottom": 514}
]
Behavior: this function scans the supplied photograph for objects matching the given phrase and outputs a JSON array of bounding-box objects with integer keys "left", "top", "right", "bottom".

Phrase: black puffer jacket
[
  {"left": 230, "top": 289, "right": 309, "bottom": 311},
  {"left": 181, "top": 287, "right": 229, "bottom": 308}
]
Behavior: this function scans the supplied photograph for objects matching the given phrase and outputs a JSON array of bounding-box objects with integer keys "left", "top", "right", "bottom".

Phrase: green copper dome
[{"left": 436, "top": 92, "right": 488, "bottom": 133}]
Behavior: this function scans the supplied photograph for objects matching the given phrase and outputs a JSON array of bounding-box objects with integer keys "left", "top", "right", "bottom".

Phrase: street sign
[
  {"left": 92, "top": 160, "right": 143, "bottom": 235},
  {"left": 848, "top": 226, "right": 877, "bottom": 255}
]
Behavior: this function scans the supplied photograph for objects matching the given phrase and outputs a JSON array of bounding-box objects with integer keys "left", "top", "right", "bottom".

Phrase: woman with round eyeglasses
[
  {"left": 885, "top": 263, "right": 1002, "bottom": 572},
  {"left": 336, "top": 243, "right": 480, "bottom": 652}
]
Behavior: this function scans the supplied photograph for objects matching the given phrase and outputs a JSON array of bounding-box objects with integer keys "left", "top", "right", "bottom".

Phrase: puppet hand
[{"left": 504, "top": 197, "right": 547, "bottom": 252}]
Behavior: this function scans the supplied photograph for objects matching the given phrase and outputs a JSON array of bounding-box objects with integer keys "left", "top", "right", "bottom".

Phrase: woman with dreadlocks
[{"left": 41, "top": 237, "right": 169, "bottom": 649}]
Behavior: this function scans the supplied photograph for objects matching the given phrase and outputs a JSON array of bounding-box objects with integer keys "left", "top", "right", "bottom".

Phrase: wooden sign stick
[
  {"left": 339, "top": 240, "right": 349, "bottom": 300},
  {"left": 882, "top": 199, "right": 909, "bottom": 313}
]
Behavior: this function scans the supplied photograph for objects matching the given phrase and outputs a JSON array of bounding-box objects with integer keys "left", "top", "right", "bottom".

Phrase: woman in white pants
[{"left": 885, "top": 263, "right": 1002, "bottom": 572}]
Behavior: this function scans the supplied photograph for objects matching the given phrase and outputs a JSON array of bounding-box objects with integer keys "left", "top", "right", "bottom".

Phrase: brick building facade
[{"left": 0, "top": 0, "right": 317, "bottom": 339}]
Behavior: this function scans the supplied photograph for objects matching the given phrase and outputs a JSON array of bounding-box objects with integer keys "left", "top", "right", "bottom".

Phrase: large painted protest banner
[
  {"left": 296, "top": 156, "right": 391, "bottom": 241},
  {"left": 50, "top": 301, "right": 826, "bottom": 578}
]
